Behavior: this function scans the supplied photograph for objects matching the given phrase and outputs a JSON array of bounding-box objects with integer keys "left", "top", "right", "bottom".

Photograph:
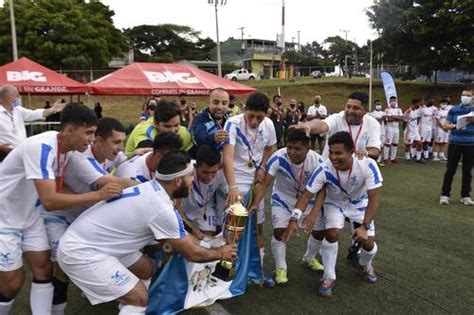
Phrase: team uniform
[
  {"left": 369, "top": 110, "right": 386, "bottom": 161},
  {"left": 265, "top": 148, "right": 324, "bottom": 230},
  {"left": 0, "top": 131, "right": 61, "bottom": 272},
  {"left": 321, "top": 111, "right": 381, "bottom": 160},
  {"left": 224, "top": 114, "right": 277, "bottom": 224},
  {"left": 58, "top": 180, "right": 187, "bottom": 305},
  {"left": 181, "top": 167, "right": 228, "bottom": 232},
  {"left": 40, "top": 145, "right": 126, "bottom": 261},
  {"left": 307, "top": 104, "right": 328, "bottom": 147},
  {"left": 306, "top": 157, "right": 383, "bottom": 280},
  {"left": 403, "top": 108, "right": 421, "bottom": 144},
  {"left": 434, "top": 107, "right": 449, "bottom": 144},
  {"left": 115, "top": 152, "right": 154, "bottom": 183},
  {"left": 418, "top": 105, "right": 436, "bottom": 142},
  {"left": 384, "top": 107, "right": 403, "bottom": 145}
]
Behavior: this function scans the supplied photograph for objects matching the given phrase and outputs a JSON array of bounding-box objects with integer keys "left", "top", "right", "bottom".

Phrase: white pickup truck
[{"left": 224, "top": 69, "right": 257, "bottom": 81}]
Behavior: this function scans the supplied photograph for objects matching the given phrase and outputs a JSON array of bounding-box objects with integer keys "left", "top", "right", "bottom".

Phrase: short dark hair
[
  {"left": 389, "top": 96, "right": 397, "bottom": 101},
  {"left": 95, "top": 117, "right": 125, "bottom": 138},
  {"left": 348, "top": 92, "right": 369, "bottom": 108},
  {"left": 328, "top": 131, "right": 354, "bottom": 151},
  {"left": 273, "top": 95, "right": 281, "bottom": 102},
  {"left": 60, "top": 103, "right": 97, "bottom": 128},
  {"left": 156, "top": 149, "right": 190, "bottom": 176},
  {"left": 153, "top": 131, "right": 183, "bottom": 154},
  {"left": 246, "top": 92, "right": 270, "bottom": 113},
  {"left": 374, "top": 99, "right": 381, "bottom": 103},
  {"left": 440, "top": 97, "right": 450, "bottom": 104},
  {"left": 286, "top": 130, "right": 310, "bottom": 147},
  {"left": 412, "top": 98, "right": 421, "bottom": 104},
  {"left": 154, "top": 100, "right": 181, "bottom": 123},
  {"left": 196, "top": 145, "right": 221, "bottom": 167},
  {"left": 424, "top": 96, "right": 434, "bottom": 105},
  {"left": 229, "top": 94, "right": 236, "bottom": 101}
]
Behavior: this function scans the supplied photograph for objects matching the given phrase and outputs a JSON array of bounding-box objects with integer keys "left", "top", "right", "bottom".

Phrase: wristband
[
  {"left": 229, "top": 185, "right": 239, "bottom": 190},
  {"left": 291, "top": 208, "right": 303, "bottom": 221}
]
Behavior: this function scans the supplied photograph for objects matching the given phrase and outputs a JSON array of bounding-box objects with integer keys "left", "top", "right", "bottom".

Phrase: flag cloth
[
  {"left": 146, "top": 191, "right": 263, "bottom": 314},
  {"left": 380, "top": 71, "right": 398, "bottom": 106}
]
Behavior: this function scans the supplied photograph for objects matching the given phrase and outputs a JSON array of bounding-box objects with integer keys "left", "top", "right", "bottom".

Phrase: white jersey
[
  {"left": 370, "top": 110, "right": 385, "bottom": 135},
  {"left": 404, "top": 108, "right": 420, "bottom": 131},
  {"left": 266, "top": 148, "right": 323, "bottom": 211},
  {"left": 307, "top": 104, "right": 328, "bottom": 118},
  {"left": 224, "top": 114, "right": 276, "bottom": 186},
  {"left": 384, "top": 107, "right": 403, "bottom": 129},
  {"left": 436, "top": 108, "right": 449, "bottom": 125},
  {"left": 418, "top": 105, "right": 436, "bottom": 131},
  {"left": 115, "top": 152, "right": 153, "bottom": 183},
  {"left": 0, "top": 131, "right": 62, "bottom": 229},
  {"left": 322, "top": 111, "right": 381, "bottom": 159},
  {"left": 306, "top": 157, "right": 383, "bottom": 214},
  {"left": 182, "top": 167, "right": 228, "bottom": 223},
  {"left": 60, "top": 180, "right": 187, "bottom": 259}
]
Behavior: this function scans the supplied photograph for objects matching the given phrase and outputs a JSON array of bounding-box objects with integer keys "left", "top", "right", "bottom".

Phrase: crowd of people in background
[{"left": 0, "top": 83, "right": 472, "bottom": 314}]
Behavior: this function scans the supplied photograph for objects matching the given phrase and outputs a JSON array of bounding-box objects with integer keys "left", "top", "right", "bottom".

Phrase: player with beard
[
  {"left": 58, "top": 150, "right": 237, "bottom": 314},
  {"left": 191, "top": 88, "right": 230, "bottom": 151}
]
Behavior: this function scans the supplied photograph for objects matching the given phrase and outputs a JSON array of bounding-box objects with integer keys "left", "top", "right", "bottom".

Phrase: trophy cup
[{"left": 212, "top": 201, "right": 249, "bottom": 281}]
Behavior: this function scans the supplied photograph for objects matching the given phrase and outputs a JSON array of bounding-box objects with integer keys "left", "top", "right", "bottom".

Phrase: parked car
[
  {"left": 310, "top": 70, "right": 323, "bottom": 79},
  {"left": 224, "top": 69, "right": 257, "bottom": 81}
]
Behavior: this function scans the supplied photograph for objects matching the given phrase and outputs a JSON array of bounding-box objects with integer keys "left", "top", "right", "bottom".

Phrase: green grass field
[{"left": 11, "top": 159, "right": 473, "bottom": 314}]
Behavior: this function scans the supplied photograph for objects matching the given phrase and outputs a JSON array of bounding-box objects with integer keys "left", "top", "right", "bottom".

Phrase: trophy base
[{"left": 212, "top": 261, "right": 235, "bottom": 282}]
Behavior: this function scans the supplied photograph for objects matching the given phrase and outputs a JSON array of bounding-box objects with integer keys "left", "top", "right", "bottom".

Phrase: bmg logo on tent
[{"left": 7, "top": 71, "right": 47, "bottom": 82}]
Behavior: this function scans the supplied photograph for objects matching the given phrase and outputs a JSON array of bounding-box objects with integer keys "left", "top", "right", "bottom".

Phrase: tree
[
  {"left": 124, "top": 24, "right": 216, "bottom": 62},
  {"left": 367, "top": 0, "right": 474, "bottom": 83},
  {"left": 0, "top": 0, "right": 128, "bottom": 69},
  {"left": 323, "top": 36, "right": 360, "bottom": 73}
]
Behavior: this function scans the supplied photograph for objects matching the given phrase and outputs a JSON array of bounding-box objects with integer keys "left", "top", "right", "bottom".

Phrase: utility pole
[
  {"left": 9, "top": 0, "right": 18, "bottom": 60},
  {"left": 238, "top": 26, "right": 245, "bottom": 68},
  {"left": 369, "top": 40, "right": 373, "bottom": 111},
  {"left": 297, "top": 30, "right": 301, "bottom": 51},
  {"left": 208, "top": 0, "right": 227, "bottom": 77},
  {"left": 340, "top": 29, "right": 350, "bottom": 78}
]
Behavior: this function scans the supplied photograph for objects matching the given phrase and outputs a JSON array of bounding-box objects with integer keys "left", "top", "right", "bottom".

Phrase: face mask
[
  {"left": 13, "top": 98, "right": 21, "bottom": 107},
  {"left": 375, "top": 105, "right": 382, "bottom": 111},
  {"left": 461, "top": 96, "right": 472, "bottom": 105},
  {"left": 440, "top": 104, "right": 447, "bottom": 110}
]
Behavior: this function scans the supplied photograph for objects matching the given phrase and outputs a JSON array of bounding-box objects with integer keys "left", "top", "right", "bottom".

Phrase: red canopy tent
[
  {"left": 87, "top": 62, "right": 256, "bottom": 96},
  {"left": 0, "top": 57, "right": 87, "bottom": 94}
]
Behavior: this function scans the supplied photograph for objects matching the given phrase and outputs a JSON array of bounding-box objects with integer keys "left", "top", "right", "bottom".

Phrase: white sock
[
  {"left": 51, "top": 302, "right": 66, "bottom": 315},
  {"left": 30, "top": 282, "right": 54, "bottom": 315},
  {"left": 271, "top": 236, "right": 287, "bottom": 270},
  {"left": 359, "top": 243, "right": 378, "bottom": 266},
  {"left": 440, "top": 152, "right": 445, "bottom": 158},
  {"left": 410, "top": 147, "right": 416, "bottom": 157},
  {"left": 383, "top": 146, "right": 390, "bottom": 160},
  {"left": 416, "top": 151, "right": 422, "bottom": 160},
  {"left": 433, "top": 152, "right": 438, "bottom": 158},
  {"left": 405, "top": 152, "right": 410, "bottom": 160},
  {"left": 390, "top": 146, "right": 398, "bottom": 160},
  {"left": 118, "top": 304, "right": 147, "bottom": 314},
  {"left": 321, "top": 239, "right": 338, "bottom": 280},
  {"left": 303, "top": 235, "right": 322, "bottom": 262},
  {"left": 428, "top": 145, "right": 433, "bottom": 153},
  {"left": 259, "top": 247, "right": 265, "bottom": 269},
  {"left": 0, "top": 300, "right": 14, "bottom": 315},
  {"left": 423, "top": 150, "right": 429, "bottom": 159}
]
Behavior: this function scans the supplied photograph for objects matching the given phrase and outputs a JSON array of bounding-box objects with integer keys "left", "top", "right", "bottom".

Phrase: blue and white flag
[
  {"left": 146, "top": 192, "right": 263, "bottom": 314},
  {"left": 380, "top": 71, "right": 398, "bottom": 106}
]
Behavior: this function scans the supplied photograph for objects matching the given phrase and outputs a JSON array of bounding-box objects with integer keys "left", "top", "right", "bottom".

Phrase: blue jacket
[
  {"left": 447, "top": 104, "right": 474, "bottom": 145},
  {"left": 191, "top": 108, "right": 229, "bottom": 151}
]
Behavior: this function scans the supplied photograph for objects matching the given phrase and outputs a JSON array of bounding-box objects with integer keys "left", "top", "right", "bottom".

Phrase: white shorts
[
  {"left": 385, "top": 128, "right": 399, "bottom": 145},
  {"left": 58, "top": 246, "right": 142, "bottom": 305},
  {"left": 434, "top": 128, "right": 449, "bottom": 144},
  {"left": 0, "top": 214, "right": 50, "bottom": 272},
  {"left": 404, "top": 129, "right": 421, "bottom": 144},
  {"left": 322, "top": 203, "right": 375, "bottom": 237},
  {"left": 271, "top": 205, "right": 324, "bottom": 231},
  {"left": 238, "top": 185, "right": 265, "bottom": 225},
  {"left": 42, "top": 214, "right": 72, "bottom": 262},
  {"left": 419, "top": 129, "right": 432, "bottom": 142}
]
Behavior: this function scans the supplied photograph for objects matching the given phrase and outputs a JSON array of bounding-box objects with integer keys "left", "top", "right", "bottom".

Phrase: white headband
[{"left": 155, "top": 162, "right": 193, "bottom": 181}]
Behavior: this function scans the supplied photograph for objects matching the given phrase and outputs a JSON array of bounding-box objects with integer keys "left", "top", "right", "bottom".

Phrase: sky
[{"left": 100, "top": 0, "right": 377, "bottom": 46}]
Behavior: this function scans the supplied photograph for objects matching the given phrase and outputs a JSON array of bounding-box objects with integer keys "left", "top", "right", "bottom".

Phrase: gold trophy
[{"left": 212, "top": 201, "right": 249, "bottom": 281}]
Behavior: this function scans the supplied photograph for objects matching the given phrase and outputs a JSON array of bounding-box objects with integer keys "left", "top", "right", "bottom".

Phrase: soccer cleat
[
  {"left": 432, "top": 157, "right": 440, "bottom": 161},
  {"left": 416, "top": 159, "right": 425, "bottom": 164},
  {"left": 360, "top": 263, "right": 378, "bottom": 283},
  {"left": 302, "top": 258, "right": 324, "bottom": 271},
  {"left": 460, "top": 197, "right": 474, "bottom": 205},
  {"left": 390, "top": 159, "right": 398, "bottom": 164},
  {"left": 439, "top": 196, "right": 450, "bottom": 205},
  {"left": 440, "top": 156, "right": 448, "bottom": 161},
  {"left": 274, "top": 268, "right": 288, "bottom": 286},
  {"left": 319, "top": 278, "right": 336, "bottom": 297},
  {"left": 383, "top": 159, "right": 391, "bottom": 165}
]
